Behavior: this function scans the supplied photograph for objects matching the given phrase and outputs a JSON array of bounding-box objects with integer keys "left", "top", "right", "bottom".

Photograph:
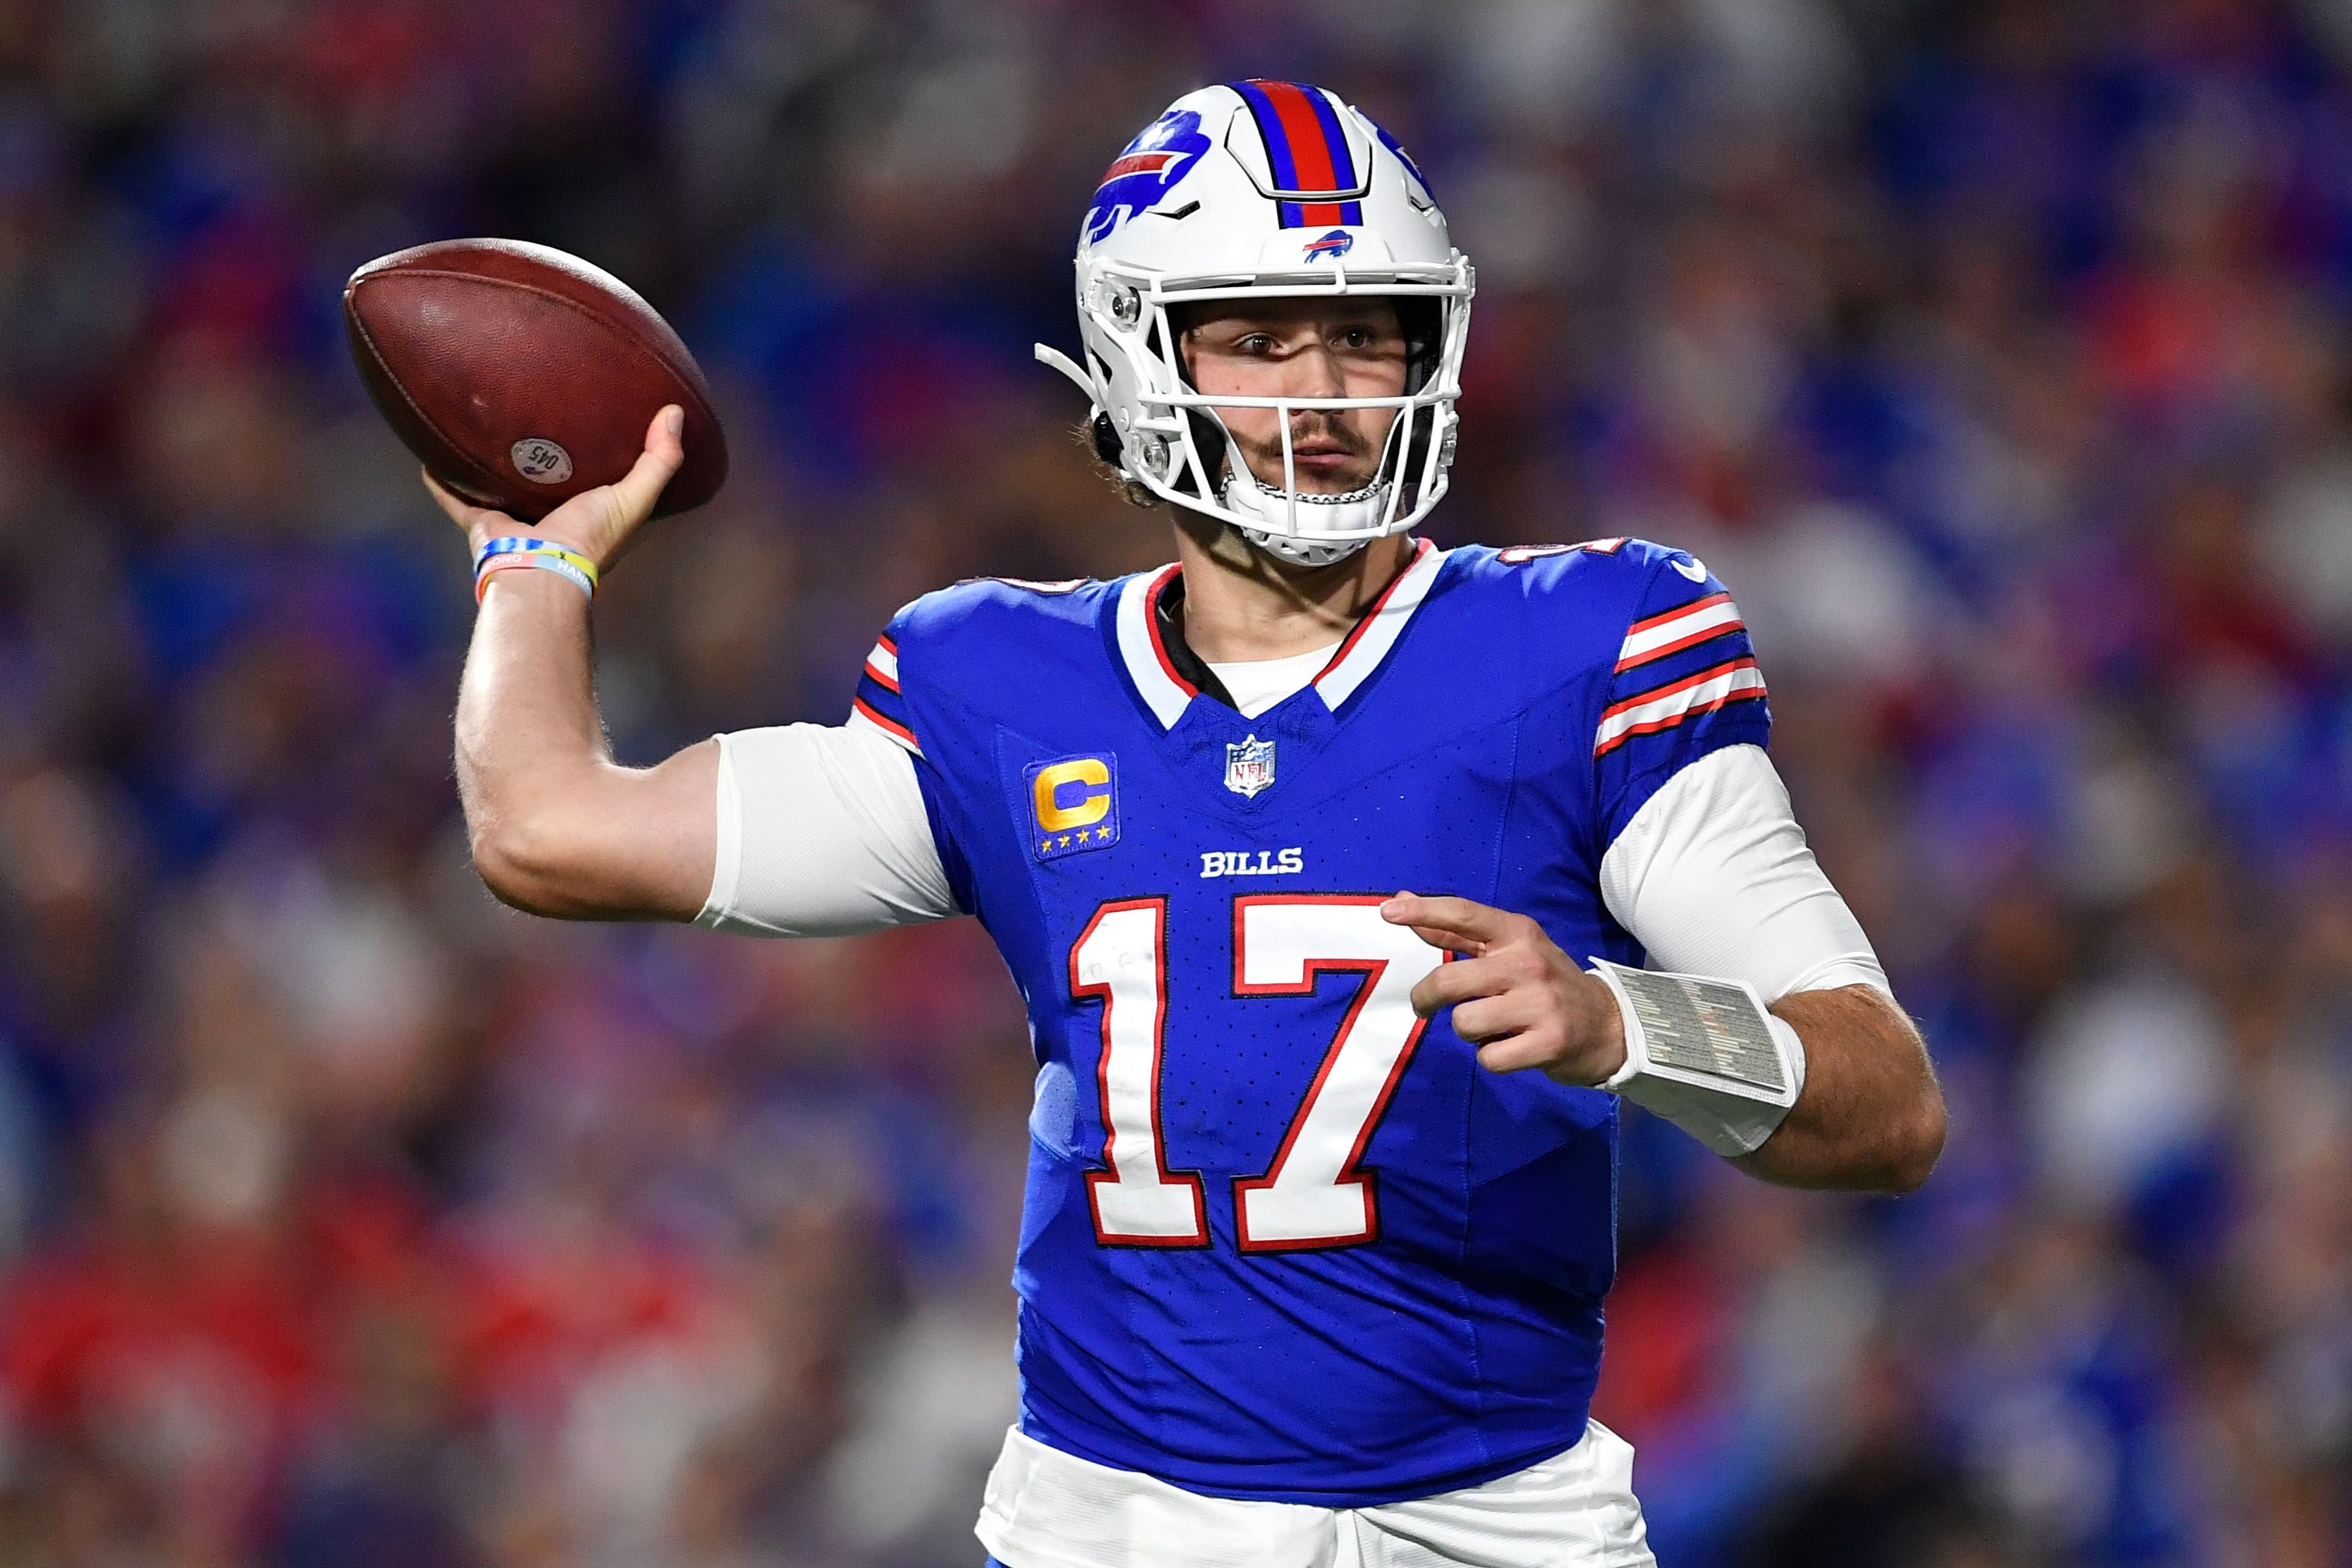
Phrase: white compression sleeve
[
  {"left": 1599, "top": 743, "right": 1889, "bottom": 1002},
  {"left": 693, "top": 724, "right": 959, "bottom": 937}
]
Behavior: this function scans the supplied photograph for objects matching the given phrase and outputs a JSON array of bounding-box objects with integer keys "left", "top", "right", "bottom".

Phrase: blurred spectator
[{"left": 2, "top": 1, "right": 2351, "bottom": 1564}]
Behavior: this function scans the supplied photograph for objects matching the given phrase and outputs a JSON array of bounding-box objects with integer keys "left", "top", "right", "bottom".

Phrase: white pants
[{"left": 976, "top": 1420, "right": 1656, "bottom": 1568}]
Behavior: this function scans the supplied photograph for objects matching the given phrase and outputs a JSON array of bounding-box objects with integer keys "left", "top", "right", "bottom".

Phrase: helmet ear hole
[
  {"left": 1392, "top": 406, "right": 1438, "bottom": 506},
  {"left": 1395, "top": 298, "right": 1443, "bottom": 395},
  {"left": 1183, "top": 411, "right": 1228, "bottom": 495},
  {"left": 1091, "top": 413, "right": 1125, "bottom": 468}
]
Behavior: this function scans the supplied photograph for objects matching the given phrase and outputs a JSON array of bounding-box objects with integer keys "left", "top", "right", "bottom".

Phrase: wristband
[
  {"left": 473, "top": 537, "right": 599, "bottom": 602},
  {"left": 1589, "top": 958, "right": 1805, "bottom": 1156}
]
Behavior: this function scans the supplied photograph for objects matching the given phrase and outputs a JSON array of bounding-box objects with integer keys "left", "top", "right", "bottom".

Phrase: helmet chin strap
[{"left": 1217, "top": 459, "right": 1389, "bottom": 568}]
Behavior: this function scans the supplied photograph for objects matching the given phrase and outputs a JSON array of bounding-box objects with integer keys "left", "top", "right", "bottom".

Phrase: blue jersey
[{"left": 849, "top": 538, "right": 1769, "bottom": 1506}]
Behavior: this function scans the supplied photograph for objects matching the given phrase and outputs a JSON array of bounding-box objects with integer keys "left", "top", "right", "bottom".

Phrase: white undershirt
[{"left": 1204, "top": 642, "right": 1340, "bottom": 719}]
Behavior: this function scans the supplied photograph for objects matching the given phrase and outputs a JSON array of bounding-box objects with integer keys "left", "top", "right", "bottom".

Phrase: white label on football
[{"left": 510, "top": 438, "right": 573, "bottom": 484}]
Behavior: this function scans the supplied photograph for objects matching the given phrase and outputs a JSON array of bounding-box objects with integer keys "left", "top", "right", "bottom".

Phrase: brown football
[{"left": 344, "top": 238, "right": 727, "bottom": 523}]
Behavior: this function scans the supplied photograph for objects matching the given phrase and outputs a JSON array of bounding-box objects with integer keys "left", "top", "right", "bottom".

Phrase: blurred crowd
[{"left": 3, "top": 0, "right": 2351, "bottom": 1564}]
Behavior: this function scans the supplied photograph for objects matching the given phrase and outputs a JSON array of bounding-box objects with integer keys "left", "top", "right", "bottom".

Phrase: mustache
[{"left": 1235, "top": 409, "right": 1376, "bottom": 461}]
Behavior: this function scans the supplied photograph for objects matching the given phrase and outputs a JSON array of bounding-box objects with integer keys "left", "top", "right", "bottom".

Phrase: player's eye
[{"left": 1237, "top": 334, "right": 1276, "bottom": 355}]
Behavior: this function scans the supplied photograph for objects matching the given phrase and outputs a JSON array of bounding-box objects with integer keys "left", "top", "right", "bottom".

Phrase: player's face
[{"left": 1179, "top": 298, "right": 1408, "bottom": 495}]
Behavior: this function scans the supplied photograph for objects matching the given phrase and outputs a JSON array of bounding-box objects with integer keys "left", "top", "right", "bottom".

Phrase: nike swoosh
[{"left": 1671, "top": 556, "right": 1709, "bottom": 582}]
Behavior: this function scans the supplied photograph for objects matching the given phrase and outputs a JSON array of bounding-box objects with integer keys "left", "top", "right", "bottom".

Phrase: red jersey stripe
[
  {"left": 1613, "top": 619, "right": 1744, "bottom": 673},
  {"left": 1625, "top": 590, "right": 1731, "bottom": 638},
  {"left": 1316, "top": 538, "right": 1433, "bottom": 683},
  {"left": 851, "top": 695, "right": 920, "bottom": 751},
  {"left": 1600, "top": 655, "right": 1760, "bottom": 723},
  {"left": 1592, "top": 685, "right": 1768, "bottom": 758},
  {"left": 1142, "top": 565, "right": 1199, "bottom": 697}
]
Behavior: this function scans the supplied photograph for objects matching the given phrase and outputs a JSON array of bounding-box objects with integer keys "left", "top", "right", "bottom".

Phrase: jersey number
[{"left": 1068, "top": 894, "right": 1444, "bottom": 1251}]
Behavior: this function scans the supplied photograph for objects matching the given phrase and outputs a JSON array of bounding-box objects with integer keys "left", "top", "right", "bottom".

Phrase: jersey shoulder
[
  {"left": 1438, "top": 538, "right": 1726, "bottom": 689},
  {"left": 1443, "top": 537, "right": 1704, "bottom": 613},
  {"left": 889, "top": 573, "right": 1117, "bottom": 651},
  {"left": 852, "top": 574, "right": 1127, "bottom": 760},
  {"left": 887, "top": 573, "right": 1122, "bottom": 694}
]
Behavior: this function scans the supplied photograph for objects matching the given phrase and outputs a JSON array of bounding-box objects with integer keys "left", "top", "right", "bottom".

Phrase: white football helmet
[{"left": 1036, "top": 81, "right": 1475, "bottom": 566}]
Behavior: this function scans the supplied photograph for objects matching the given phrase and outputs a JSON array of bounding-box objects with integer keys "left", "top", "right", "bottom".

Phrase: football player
[{"left": 431, "top": 80, "right": 1944, "bottom": 1568}]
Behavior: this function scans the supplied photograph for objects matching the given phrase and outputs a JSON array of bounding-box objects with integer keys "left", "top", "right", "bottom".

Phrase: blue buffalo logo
[
  {"left": 1084, "top": 109, "right": 1212, "bottom": 243},
  {"left": 1302, "top": 229, "right": 1354, "bottom": 262},
  {"left": 1374, "top": 122, "right": 1435, "bottom": 202}
]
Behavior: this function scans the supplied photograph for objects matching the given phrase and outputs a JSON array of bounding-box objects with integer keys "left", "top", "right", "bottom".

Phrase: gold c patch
[{"left": 1026, "top": 754, "right": 1120, "bottom": 862}]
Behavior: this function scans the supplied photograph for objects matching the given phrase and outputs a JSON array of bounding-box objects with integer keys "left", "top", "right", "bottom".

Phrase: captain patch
[{"left": 1028, "top": 755, "right": 1121, "bottom": 861}]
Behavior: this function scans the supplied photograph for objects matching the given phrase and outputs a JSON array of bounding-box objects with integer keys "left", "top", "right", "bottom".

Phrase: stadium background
[{"left": 3, "top": 1, "right": 2351, "bottom": 1564}]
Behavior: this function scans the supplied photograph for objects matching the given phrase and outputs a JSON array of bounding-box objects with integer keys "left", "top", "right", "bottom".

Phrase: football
[{"left": 344, "top": 238, "right": 727, "bottom": 522}]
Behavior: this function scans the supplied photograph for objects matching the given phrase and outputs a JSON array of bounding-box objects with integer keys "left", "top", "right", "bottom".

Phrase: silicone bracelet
[
  {"left": 473, "top": 537, "right": 599, "bottom": 602},
  {"left": 474, "top": 534, "right": 600, "bottom": 583},
  {"left": 475, "top": 551, "right": 595, "bottom": 602}
]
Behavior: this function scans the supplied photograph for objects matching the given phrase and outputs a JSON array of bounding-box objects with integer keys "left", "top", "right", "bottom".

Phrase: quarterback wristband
[
  {"left": 473, "top": 537, "right": 598, "bottom": 602},
  {"left": 1589, "top": 959, "right": 1805, "bottom": 1157}
]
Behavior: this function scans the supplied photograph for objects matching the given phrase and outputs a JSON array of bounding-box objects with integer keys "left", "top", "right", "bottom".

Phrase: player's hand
[
  {"left": 423, "top": 403, "right": 686, "bottom": 575},
  {"left": 1381, "top": 892, "right": 1627, "bottom": 1087}
]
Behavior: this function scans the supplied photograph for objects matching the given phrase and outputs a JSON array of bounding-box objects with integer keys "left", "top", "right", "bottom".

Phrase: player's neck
[{"left": 1167, "top": 513, "right": 1415, "bottom": 664}]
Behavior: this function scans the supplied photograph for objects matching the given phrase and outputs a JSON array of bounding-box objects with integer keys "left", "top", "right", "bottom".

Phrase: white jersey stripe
[
  {"left": 1113, "top": 545, "right": 1446, "bottom": 727},
  {"left": 1314, "top": 540, "right": 1447, "bottom": 711},
  {"left": 1616, "top": 594, "right": 1741, "bottom": 671},
  {"left": 864, "top": 639, "right": 900, "bottom": 686},
  {"left": 1115, "top": 566, "right": 1194, "bottom": 729},
  {"left": 1594, "top": 658, "right": 1766, "bottom": 756}
]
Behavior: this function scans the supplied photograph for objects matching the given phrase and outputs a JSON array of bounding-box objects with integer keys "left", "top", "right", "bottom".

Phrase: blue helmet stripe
[{"left": 1231, "top": 80, "right": 1303, "bottom": 193}]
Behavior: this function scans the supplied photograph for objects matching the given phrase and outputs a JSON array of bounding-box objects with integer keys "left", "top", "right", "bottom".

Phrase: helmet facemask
[
  {"left": 1053, "top": 262, "right": 1471, "bottom": 564},
  {"left": 1036, "top": 81, "right": 1474, "bottom": 565},
  {"left": 1177, "top": 296, "right": 1445, "bottom": 566}
]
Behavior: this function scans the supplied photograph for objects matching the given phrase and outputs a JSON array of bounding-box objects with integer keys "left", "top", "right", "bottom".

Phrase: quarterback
[{"left": 433, "top": 82, "right": 1944, "bottom": 1568}]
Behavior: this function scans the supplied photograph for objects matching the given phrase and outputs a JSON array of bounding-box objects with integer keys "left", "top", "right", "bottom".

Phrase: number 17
[{"left": 1069, "top": 894, "right": 1445, "bottom": 1253}]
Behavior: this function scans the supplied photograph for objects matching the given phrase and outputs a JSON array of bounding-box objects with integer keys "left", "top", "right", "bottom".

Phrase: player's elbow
[
  {"left": 469, "top": 813, "right": 587, "bottom": 918},
  {"left": 1878, "top": 1088, "right": 1946, "bottom": 1195}
]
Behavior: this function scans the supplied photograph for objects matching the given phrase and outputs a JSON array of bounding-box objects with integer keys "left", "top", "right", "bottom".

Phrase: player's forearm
[
  {"left": 455, "top": 570, "right": 610, "bottom": 899},
  {"left": 1732, "top": 984, "right": 1944, "bottom": 1193},
  {"left": 454, "top": 571, "right": 717, "bottom": 920}
]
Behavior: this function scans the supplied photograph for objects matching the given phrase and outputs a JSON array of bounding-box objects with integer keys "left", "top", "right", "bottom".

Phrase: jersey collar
[{"left": 1113, "top": 538, "right": 1446, "bottom": 731}]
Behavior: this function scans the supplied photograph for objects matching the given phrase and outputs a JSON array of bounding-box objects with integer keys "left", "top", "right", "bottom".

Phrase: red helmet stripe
[
  {"left": 1255, "top": 80, "right": 1345, "bottom": 226},
  {"left": 1101, "top": 150, "right": 1177, "bottom": 184}
]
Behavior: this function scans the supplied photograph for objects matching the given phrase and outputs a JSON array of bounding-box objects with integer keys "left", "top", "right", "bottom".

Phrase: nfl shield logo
[{"left": 1224, "top": 734, "right": 1277, "bottom": 798}]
